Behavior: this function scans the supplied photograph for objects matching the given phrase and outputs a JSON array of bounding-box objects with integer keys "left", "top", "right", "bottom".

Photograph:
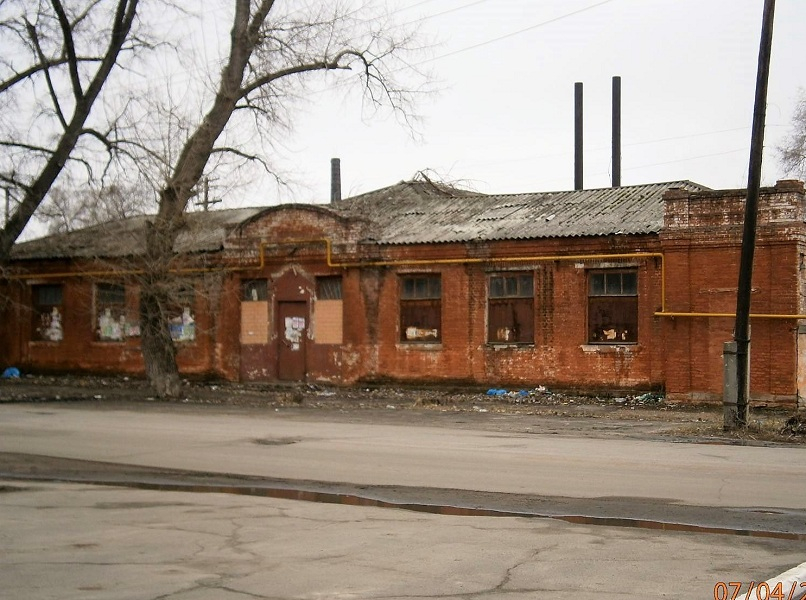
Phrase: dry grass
[{"left": 669, "top": 411, "right": 806, "bottom": 445}]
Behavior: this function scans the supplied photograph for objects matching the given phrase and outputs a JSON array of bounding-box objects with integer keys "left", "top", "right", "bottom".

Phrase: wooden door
[{"left": 278, "top": 301, "right": 308, "bottom": 381}]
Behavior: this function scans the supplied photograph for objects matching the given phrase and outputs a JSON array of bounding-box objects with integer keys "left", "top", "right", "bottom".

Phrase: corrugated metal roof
[
  {"left": 332, "top": 180, "right": 709, "bottom": 244},
  {"left": 11, "top": 207, "right": 266, "bottom": 261},
  {"left": 10, "top": 180, "right": 710, "bottom": 261}
]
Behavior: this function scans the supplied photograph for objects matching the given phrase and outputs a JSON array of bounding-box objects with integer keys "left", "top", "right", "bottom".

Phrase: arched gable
[{"left": 226, "top": 204, "right": 368, "bottom": 249}]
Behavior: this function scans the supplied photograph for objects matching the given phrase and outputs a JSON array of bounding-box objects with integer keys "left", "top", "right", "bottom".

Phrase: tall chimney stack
[
  {"left": 574, "top": 82, "right": 583, "bottom": 191},
  {"left": 612, "top": 76, "right": 622, "bottom": 188},
  {"left": 330, "top": 158, "right": 341, "bottom": 203}
]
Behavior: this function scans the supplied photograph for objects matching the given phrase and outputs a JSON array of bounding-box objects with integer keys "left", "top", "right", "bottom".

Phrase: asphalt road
[
  {"left": 0, "top": 402, "right": 805, "bottom": 521},
  {"left": 1, "top": 400, "right": 805, "bottom": 599}
]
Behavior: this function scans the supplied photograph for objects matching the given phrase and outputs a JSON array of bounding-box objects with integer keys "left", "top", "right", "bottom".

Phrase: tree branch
[
  {"left": 210, "top": 145, "right": 271, "bottom": 173},
  {"left": 25, "top": 18, "right": 68, "bottom": 128},
  {"left": 238, "top": 54, "right": 352, "bottom": 100},
  {"left": 51, "top": 0, "right": 84, "bottom": 100},
  {"left": 0, "top": 56, "right": 101, "bottom": 94},
  {"left": 0, "top": 0, "right": 141, "bottom": 262}
]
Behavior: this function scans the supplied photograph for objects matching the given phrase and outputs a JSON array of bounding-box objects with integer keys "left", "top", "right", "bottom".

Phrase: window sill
[
  {"left": 581, "top": 344, "right": 639, "bottom": 353},
  {"left": 486, "top": 343, "right": 535, "bottom": 350},
  {"left": 397, "top": 342, "right": 442, "bottom": 351}
]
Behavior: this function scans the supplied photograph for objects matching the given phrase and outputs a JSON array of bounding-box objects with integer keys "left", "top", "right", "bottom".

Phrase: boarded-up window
[
  {"left": 241, "top": 302, "right": 269, "bottom": 344},
  {"left": 488, "top": 273, "right": 533, "bottom": 344},
  {"left": 400, "top": 275, "right": 441, "bottom": 342},
  {"left": 588, "top": 270, "right": 638, "bottom": 344},
  {"left": 31, "top": 284, "right": 64, "bottom": 342},
  {"left": 95, "top": 283, "right": 129, "bottom": 341},
  {"left": 314, "top": 276, "right": 343, "bottom": 344}
]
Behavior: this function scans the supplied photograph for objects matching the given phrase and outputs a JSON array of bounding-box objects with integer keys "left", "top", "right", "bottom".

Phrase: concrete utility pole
[{"left": 726, "top": 0, "right": 776, "bottom": 430}]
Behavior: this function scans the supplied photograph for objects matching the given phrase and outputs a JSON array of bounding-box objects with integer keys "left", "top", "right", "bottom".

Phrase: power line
[
  {"left": 626, "top": 148, "right": 748, "bottom": 171},
  {"left": 398, "top": 0, "right": 493, "bottom": 27},
  {"left": 416, "top": 0, "right": 619, "bottom": 65}
]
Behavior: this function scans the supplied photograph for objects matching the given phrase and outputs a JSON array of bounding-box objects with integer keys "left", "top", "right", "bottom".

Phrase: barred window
[{"left": 317, "top": 276, "right": 343, "bottom": 300}]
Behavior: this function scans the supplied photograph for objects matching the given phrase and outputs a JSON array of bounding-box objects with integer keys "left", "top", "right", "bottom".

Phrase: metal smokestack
[
  {"left": 612, "top": 76, "right": 622, "bottom": 187},
  {"left": 574, "top": 82, "right": 583, "bottom": 191},
  {"left": 330, "top": 157, "right": 342, "bottom": 203}
]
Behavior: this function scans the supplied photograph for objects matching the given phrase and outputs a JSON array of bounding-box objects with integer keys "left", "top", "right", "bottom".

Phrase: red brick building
[{"left": 2, "top": 178, "right": 805, "bottom": 406}]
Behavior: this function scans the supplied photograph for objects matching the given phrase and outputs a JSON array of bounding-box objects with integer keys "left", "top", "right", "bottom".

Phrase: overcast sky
[{"left": 241, "top": 0, "right": 805, "bottom": 204}]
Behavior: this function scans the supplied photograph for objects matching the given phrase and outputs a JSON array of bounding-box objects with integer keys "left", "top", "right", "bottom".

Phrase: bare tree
[
  {"left": 124, "top": 0, "right": 427, "bottom": 397},
  {"left": 36, "top": 183, "right": 153, "bottom": 233},
  {"left": 0, "top": 0, "right": 141, "bottom": 262},
  {"left": 778, "top": 89, "right": 806, "bottom": 179}
]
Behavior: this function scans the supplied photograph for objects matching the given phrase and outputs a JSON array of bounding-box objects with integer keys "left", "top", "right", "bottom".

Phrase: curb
[{"left": 737, "top": 561, "right": 806, "bottom": 600}]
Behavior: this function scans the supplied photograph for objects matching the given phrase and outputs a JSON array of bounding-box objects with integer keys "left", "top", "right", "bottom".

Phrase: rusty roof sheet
[
  {"left": 332, "top": 180, "right": 708, "bottom": 244},
  {"left": 11, "top": 180, "right": 710, "bottom": 261},
  {"left": 11, "top": 207, "right": 266, "bottom": 261}
]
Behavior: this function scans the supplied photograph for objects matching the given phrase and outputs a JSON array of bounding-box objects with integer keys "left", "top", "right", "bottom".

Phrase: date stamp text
[{"left": 714, "top": 581, "right": 806, "bottom": 600}]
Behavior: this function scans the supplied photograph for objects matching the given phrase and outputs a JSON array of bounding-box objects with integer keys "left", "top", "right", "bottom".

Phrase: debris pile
[
  {"left": 780, "top": 413, "right": 806, "bottom": 437},
  {"left": 484, "top": 387, "right": 664, "bottom": 407}
]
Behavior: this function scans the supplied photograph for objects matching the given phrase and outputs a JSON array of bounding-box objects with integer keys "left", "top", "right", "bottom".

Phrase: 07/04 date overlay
[{"left": 714, "top": 581, "right": 806, "bottom": 600}]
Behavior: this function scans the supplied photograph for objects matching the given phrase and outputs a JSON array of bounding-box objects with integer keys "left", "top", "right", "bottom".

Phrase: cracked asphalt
[{"left": 2, "top": 479, "right": 804, "bottom": 600}]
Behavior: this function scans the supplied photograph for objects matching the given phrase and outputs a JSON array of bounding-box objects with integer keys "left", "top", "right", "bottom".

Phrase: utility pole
[
  {"left": 194, "top": 178, "right": 221, "bottom": 211},
  {"left": 727, "top": 0, "right": 776, "bottom": 429}
]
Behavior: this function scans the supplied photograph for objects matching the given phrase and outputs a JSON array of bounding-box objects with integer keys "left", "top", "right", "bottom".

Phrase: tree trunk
[
  {"left": 139, "top": 217, "right": 182, "bottom": 398},
  {"left": 139, "top": 279, "right": 180, "bottom": 398}
]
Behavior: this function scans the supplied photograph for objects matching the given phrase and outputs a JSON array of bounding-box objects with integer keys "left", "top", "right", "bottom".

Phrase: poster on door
[{"left": 284, "top": 316, "right": 306, "bottom": 351}]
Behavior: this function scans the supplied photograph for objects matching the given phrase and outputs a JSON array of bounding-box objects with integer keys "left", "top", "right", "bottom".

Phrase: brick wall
[
  {"left": 4, "top": 181, "right": 803, "bottom": 407},
  {"left": 3, "top": 272, "right": 218, "bottom": 377},
  {"left": 661, "top": 180, "right": 805, "bottom": 405},
  {"left": 360, "top": 239, "right": 666, "bottom": 392}
]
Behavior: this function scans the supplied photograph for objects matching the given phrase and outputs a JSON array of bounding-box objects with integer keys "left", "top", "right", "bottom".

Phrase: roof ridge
[{"left": 476, "top": 180, "right": 709, "bottom": 200}]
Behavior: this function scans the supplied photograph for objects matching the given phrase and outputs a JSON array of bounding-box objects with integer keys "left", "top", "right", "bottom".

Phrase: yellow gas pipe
[{"left": 8, "top": 236, "right": 806, "bottom": 320}]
